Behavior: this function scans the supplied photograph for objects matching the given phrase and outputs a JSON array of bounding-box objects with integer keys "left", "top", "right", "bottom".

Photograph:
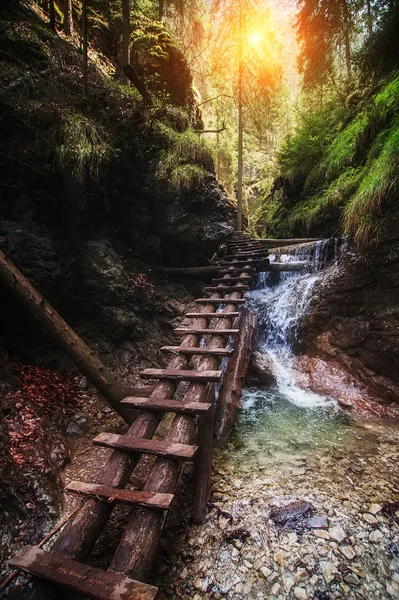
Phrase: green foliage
[
  {"left": 58, "top": 111, "right": 117, "bottom": 182},
  {"left": 263, "top": 71, "right": 399, "bottom": 247},
  {"left": 156, "top": 128, "right": 214, "bottom": 192}
]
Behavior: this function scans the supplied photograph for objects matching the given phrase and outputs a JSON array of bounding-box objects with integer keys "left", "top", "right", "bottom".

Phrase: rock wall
[{"left": 298, "top": 216, "right": 399, "bottom": 412}]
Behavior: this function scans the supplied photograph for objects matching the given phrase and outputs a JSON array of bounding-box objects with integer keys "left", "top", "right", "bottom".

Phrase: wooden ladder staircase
[{"left": 8, "top": 232, "right": 268, "bottom": 600}]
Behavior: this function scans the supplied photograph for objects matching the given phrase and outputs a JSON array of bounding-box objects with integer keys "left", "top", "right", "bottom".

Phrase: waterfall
[{"left": 246, "top": 239, "right": 345, "bottom": 409}]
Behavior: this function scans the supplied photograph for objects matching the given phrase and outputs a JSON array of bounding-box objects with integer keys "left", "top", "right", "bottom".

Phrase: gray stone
[
  {"left": 329, "top": 526, "right": 347, "bottom": 542},
  {"left": 344, "top": 573, "right": 360, "bottom": 586},
  {"left": 260, "top": 566, "right": 273, "bottom": 579},
  {"left": 307, "top": 516, "right": 329, "bottom": 529},
  {"left": 369, "top": 529, "right": 384, "bottom": 542},
  {"left": 294, "top": 587, "right": 308, "bottom": 600},
  {"left": 363, "top": 513, "right": 378, "bottom": 524},
  {"left": 283, "top": 575, "right": 295, "bottom": 593},
  {"left": 340, "top": 545, "right": 356, "bottom": 560}
]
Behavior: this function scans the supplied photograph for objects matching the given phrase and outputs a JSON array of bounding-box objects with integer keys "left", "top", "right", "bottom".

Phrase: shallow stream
[{"left": 158, "top": 241, "right": 399, "bottom": 600}]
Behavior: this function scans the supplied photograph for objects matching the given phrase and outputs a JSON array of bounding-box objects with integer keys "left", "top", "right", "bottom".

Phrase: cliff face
[{"left": 297, "top": 210, "right": 399, "bottom": 414}]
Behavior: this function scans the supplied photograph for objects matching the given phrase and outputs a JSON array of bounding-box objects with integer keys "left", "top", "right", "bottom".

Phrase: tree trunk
[
  {"left": 123, "top": 64, "right": 152, "bottom": 106},
  {"left": 63, "top": 0, "right": 74, "bottom": 36},
  {"left": 0, "top": 251, "right": 133, "bottom": 424},
  {"left": 236, "top": 0, "right": 244, "bottom": 232},
  {"left": 340, "top": 0, "right": 352, "bottom": 78},
  {"left": 159, "top": 0, "right": 164, "bottom": 20},
  {"left": 49, "top": 0, "right": 56, "bottom": 31},
  {"left": 82, "top": 0, "right": 88, "bottom": 97},
  {"left": 366, "top": 0, "right": 373, "bottom": 35},
  {"left": 121, "top": 0, "right": 130, "bottom": 83}
]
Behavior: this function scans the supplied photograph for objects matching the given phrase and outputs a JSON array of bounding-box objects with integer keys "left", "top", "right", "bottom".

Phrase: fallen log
[
  {"left": 213, "top": 309, "right": 257, "bottom": 442},
  {"left": 164, "top": 262, "right": 308, "bottom": 279},
  {"left": 0, "top": 250, "right": 132, "bottom": 424},
  {"left": 230, "top": 237, "right": 322, "bottom": 246}
]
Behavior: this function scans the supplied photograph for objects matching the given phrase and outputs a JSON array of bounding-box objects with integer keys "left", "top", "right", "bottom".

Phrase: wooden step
[
  {"left": 211, "top": 276, "right": 251, "bottom": 284},
  {"left": 195, "top": 297, "right": 246, "bottom": 304},
  {"left": 93, "top": 432, "right": 198, "bottom": 461},
  {"left": 9, "top": 546, "right": 158, "bottom": 600},
  {"left": 121, "top": 396, "right": 212, "bottom": 414},
  {"left": 161, "top": 345, "right": 233, "bottom": 357},
  {"left": 204, "top": 285, "right": 249, "bottom": 292},
  {"left": 218, "top": 259, "right": 269, "bottom": 266},
  {"left": 223, "top": 253, "right": 268, "bottom": 260},
  {"left": 65, "top": 481, "right": 174, "bottom": 510},
  {"left": 174, "top": 328, "right": 239, "bottom": 336},
  {"left": 185, "top": 312, "right": 240, "bottom": 318},
  {"left": 140, "top": 368, "right": 223, "bottom": 382}
]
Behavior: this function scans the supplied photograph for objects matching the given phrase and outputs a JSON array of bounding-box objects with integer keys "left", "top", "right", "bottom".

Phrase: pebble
[
  {"left": 344, "top": 572, "right": 360, "bottom": 586},
  {"left": 293, "top": 587, "right": 307, "bottom": 600},
  {"left": 283, "top": 575, "right": 295, "bottom": 593},
  {"left": 387, "top": 580, "right": 399, "bottom": 599},
  {"left": 314, "top": 529, "right": 330, "bottom": 539},
  {"left": 369, "top": 503, "right": 382, "bottom": 514},
  {"left": 271, "top": 583, "right": 281, "bottom": 595},
  {"left": 329, "top": 526, "right": 347, "bottom": 542},
  {"left": 340, "top": 545, "right": 356, "bottom": 560},
  {"left": 308, "top": 516, "right": 328, "bottom": 529},
  {"left": 260, "top": 566, "right": 273, "bottom": 579},
  {"left": 179, "top": 567, "right": 188, "bottom": 579},
  {"left": 193, "top": 578, "right": 209, "bottom": 592},
  {"left": 369, "top": 529, "right": 384, "bottom": 542},
  {"left": 363, "top": 513, "right": 378, "bottom": 524},
  {"left": 320, "top": 561, "right": 336, "bottom": 584}
]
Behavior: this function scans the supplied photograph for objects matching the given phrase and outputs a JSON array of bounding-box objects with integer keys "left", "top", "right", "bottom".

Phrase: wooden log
[
  {"left": 196, "top": 297, "right": 246, "bottom": 304},
  {"left": 121, "top": 397, "right": 212, "bottom": 415},
  {"left": 174, "top": 328, "right": 239, "bottom": 337},
  {"left": 139, "top": 368, "right": 223, "bottom": 382},
  {"left": 161, "top": 346, "right": 233, "bottom": 357},
  {"left": 185, "top": 312, "right": 240, "bottom": 319},
  {"left": 9, "top": 546, "right": 158, "bottom": 600},
  {"left": 268, "top": 261, "right": 308, "bottom": 272},
  {"left": 93, "top": 432, "right": 198, "bottom": 461},
  {"left": 65, "top": 482, "right": 174, "bottom": 510},
  {"left": 204, "top": 285, "right": 249, "bottom": 292},
  {"left": 192, "top": 384, "right": 215, "bottom": 523},
  {"left": 211, "top": 276, "right": 252, "bottom": 283},
  {"left": 0, "top": 251, "right": 132, "bottom": 424},
  {"left": 164, "top": 266, "right": 254, "bottom": 279},
  {"left": 213, "top": 309, "right": 257, "bottom": 442},
  {"left": 241, "top": 237, "right": 322, "bottom": 246}
]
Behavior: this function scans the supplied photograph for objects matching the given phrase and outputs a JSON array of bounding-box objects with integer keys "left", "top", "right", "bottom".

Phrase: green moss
[{"left": 57, "top": 111, "right": 117, "bottom": 182}]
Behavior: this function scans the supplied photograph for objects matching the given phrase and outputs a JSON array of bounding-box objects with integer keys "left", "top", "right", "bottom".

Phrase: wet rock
[
  {"left": 329, "top": 526, "right": 347, "bottom": 542},
  {"left": 270, "top": 500, "right": 314, "bottom": 529},
  {"left": 246, "top": 351, "right": 276, "bottom": 387},
  {"left": 344, "top": 572, "right": 360, "bottom": 586}
]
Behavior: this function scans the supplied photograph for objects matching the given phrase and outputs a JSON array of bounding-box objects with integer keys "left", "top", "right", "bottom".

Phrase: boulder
[{"left": 246, "top": 350, "right": 276, "bottom": 387}]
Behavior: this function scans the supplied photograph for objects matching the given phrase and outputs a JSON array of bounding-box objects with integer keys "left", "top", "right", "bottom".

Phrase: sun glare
[{"left": 249, "top": 30, "right": 262, "bottom": 47}]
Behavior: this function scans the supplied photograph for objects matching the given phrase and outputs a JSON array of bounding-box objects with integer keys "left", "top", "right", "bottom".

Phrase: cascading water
[{"left": 246, "top": 239, "right": 342, "bottom": 410}]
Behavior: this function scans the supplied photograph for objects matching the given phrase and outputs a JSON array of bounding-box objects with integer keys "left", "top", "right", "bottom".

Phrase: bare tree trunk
[
  {"left": 63, "top": 0, "right": 74, "bottom": 35},
  {"left": 237, "top": 0, "right": 244, "bottom": 232},
  {"left": 82, "top": 0, "right": 88, "bottom": 97},
  {"left": 49, "top": 0, "right": 56, "bottom": 31},
  {"left": 159, "top": 0, "right": 164, "bottom": 20},
  {"left": 121, "top": 0, "right": 130, "bottom": 83},
  {"left": 366, "top": 0, "right": 373, "bottom": 35},
  {"left": 340, "top": 0, "right": 352, "bottom": 78}
]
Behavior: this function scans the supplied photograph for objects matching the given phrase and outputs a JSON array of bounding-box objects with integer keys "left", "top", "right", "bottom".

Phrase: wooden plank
[
  {"left": 65, "top": 481, "right": 174, "bottom": 510},
  {"left": 223, "top": 253, "right": 268, "bottom": 260},
  {"left": 204, "top": 285, "right": 249, "bottom": 292},
  {"left": 211, "top": 276, "right": 251, "bottom": 284},
  {"left": 195, "top": 298, "right": 246, "bottom": 304},
  {"left": 93, "top": 432, "right": 198, "bottom": 461},
  {"left": 140, "top": 368, "right": 222, "bottom": 382},
  {"left": 9, "top": 546, "right": 158, "bottom": 600},
  {"left": 161, "top": 345, "right": 233, "bottom": 357},
  {"left": 174, "top": 328, "right": 239, "bottom": 336},
  {"left": 185, "top": 312, "right": 240, "bottom": 318},
  {"left": 121, "top": 396, "right": 212, "bottom": 414}
]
